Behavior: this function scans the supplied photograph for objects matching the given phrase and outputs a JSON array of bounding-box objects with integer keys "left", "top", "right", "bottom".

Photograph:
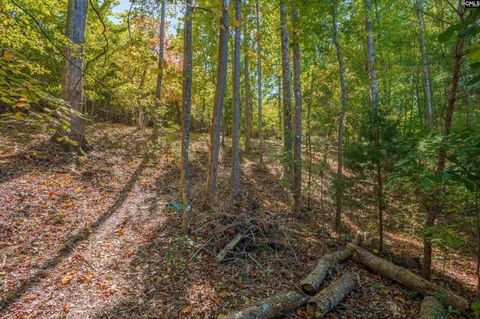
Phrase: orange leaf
[{"left": 61, "top": 271, "right": 75, "bottom": 285}]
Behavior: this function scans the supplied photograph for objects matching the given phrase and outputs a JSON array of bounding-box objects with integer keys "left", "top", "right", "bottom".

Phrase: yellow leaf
[
  {"left": 233, "top": 20, "right": 241, "bottom": 27},
  {"left": 61, "top": 271, "right": 75, "bottom": 285},
  {"left": 394, "top": 295, "right": 406, "bottom": 303},
  {"left": 3, "top": 50, "right": 13, "bottom": 61}
]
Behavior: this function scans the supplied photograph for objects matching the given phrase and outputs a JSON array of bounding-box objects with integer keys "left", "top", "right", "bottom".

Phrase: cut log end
[{"left": 300, "top": 248, "right": 352, "bottom": 295}]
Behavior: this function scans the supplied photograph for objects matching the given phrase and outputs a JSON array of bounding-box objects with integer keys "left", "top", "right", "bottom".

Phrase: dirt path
[{"left": 0, "top": 125, "right": 177, "bottom": 318}]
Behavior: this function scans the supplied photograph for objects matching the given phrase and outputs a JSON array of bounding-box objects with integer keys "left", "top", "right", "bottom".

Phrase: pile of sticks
[{"left": 192, "top": 209, "right": 293, "bottom": 263}]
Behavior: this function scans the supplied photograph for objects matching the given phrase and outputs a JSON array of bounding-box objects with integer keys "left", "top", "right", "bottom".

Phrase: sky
[
  {"left": 111, "top": 0, "right": 132, "bottom": 15},
  {"left": 110, "top": 0, "right": 179, "bottom": 35}
]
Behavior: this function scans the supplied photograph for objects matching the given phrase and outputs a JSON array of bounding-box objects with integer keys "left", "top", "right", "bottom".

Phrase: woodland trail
[
  {"left": 0, "top": 124, "right": 476, "bottom": 318},
  {"left": 0, "top": 125, "right": 176, "bottom": 318}
]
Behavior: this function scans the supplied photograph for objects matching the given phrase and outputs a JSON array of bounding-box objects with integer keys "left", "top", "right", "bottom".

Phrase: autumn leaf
[
  {"left": 63, "top": 304, "right": 70, "bottom": 313},
  {"left": 61, "top": 271, "right": 75, "bottom": 285},
  {"left": 181, "top": 305, "right": 191, "bottom": 315},
  {"left": 3, "top": 49, "right": 13, "bottom": 61}
]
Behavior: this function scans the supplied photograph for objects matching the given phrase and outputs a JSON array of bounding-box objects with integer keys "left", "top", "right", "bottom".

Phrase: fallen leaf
[{"left": 61, "top": 271, "right": 75, "bottom": 285}]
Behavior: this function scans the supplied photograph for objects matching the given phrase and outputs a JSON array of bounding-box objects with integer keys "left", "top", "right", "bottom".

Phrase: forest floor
[{"left": 0, "top": 123, "right": 477, "bottom": 319}]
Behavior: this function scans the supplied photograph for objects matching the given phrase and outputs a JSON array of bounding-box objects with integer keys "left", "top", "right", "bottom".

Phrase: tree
[
  {"left": 205, "top": 0, "right": 230, "bottom": 204},
  {"left": 231, "top": 0, "right": 242, "bottom": 198},
  {"left": 333, "top": 0, "right": 347, "bottom": 232},
  {"left": 255, "top": 0, "right": 264, "bottom": 165},
  {"left": 180, "top": 0, "right": 193, "bottom": 235},
  {"left": 53, "top": 0, "right": 90, "bottom": 152},
  {"left": 244, "top": 38, "right": 252, "bottom": 153},
  {"left": 364, "top": 0, "right": 384, "bottom": 251},
  {"left": 154, "top": 0, "right": 166, "bottom": 117},
  {"left": 280, "top": 0, "right": 292, "bottom": 182},
  {"left": 291, "top": 0, "right": 302, "bottom": 215},
  {"left": 414, "top": 0, "right": 434, "bottom": 131},
  {"left": 422, "top": 3, "right": 466, "bottom": 280}
]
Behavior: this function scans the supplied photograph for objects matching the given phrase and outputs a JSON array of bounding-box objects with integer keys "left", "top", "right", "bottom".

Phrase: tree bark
[
  {"left": 154, "top": 0, "right": 166, "bottom": 116},
  {"left": 280, "top": 0, "right": 292, "bottom": 182},
  {"left": 333, "top": 0, "right": 347, "bottom": 232},
  {"left": 291, "top": 1, "right": 302, "bottom": 215},
  {"left": 225, "top": 291, "right": 308, "bottom": 319},
  {"left": 364, "top": 0, "right": 383, "bottom": 251},
  {"left": 180, "top": 0, "right": 193, "bottom": 235},
  {"left": 137, "top": 66, "right": 147, "bottom": 130},
  {"left": 348, "top": 243, "right": 472, "bottom": 317},
  {"left": 422, "top": 8, "right": 465, "bottom": 280},
  {"left": 306, "top": 272, "right": 358, "bottom": 318},
  {"left": 205, "top": 0, "right": 230, "bottom": 204},
  {"left": 54, "top": 0, "right": 89, "bottom": 152},
  {"left": 301, "top": 249, "right": 352, "bottom": 295},
  {"left": 231, "top": 0, "right": 242, "bottom": 198},
  {"left": 419, "top": 296, "right": 445, "bottom": 319},
  {"left": 415, "top": 0, "right": 434, "bottom": 131},
  {"left": 244, "top": 51, "right": 252, "bottom": 153},
  {"left": 254, "top": 0, "right": 264, "bottom": 165}
]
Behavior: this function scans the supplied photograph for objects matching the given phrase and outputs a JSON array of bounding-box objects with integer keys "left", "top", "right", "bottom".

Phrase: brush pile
[{"left": 191, "top": 199, "right": 295, "bottom": 263}]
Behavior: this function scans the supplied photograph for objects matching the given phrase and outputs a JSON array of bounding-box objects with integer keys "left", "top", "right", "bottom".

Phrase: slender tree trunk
[
  {"left": 423, "top": 16, "right": 465, "bottom": 279},
  {"left": 180, "top": 0, "right": 193, "bottom": 235},
  {"left": 280, "top": 0, "right": 292, "bottom": 181},
  {"left": 278, "top": 75, "right": 283, "bottom": 133},
  {"left": 255, "top": 0, "right": 264, "bottom": 165},
  {"left": 231, "top": 0, "right": 242, "bottom": 198},
  {"left": 306, "top": 74, "right": 313, "bottom": 210},
  {"left": 244, "top": 52, "right": 252, "bottom": 153},
  {"left": 333, "top": 0, "right": 347, "bottom": 232},
  {"left": 205, "top": 0, "right": 230, "bottom": 204},
  {"left": 54, "top": 0, "right": 89, "bottom": 152},
  {"left": 365, "top": 0, "right": 383, "bottom": 251},
  {"left": 137, "top": 66, "right": 147, "bottom": 130},
  {"left": 291, "top": 1, "right": 302, "bottom": 215},
  {"left": 415, "top": 0, "right": 434, "bottom": 131},
  {"left": 155, "top": 0, "right": 166, "bottom": 113}
]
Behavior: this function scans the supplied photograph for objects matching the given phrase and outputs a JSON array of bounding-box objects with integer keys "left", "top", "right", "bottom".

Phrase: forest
[{"left": 0, "top": 0, "right": 479, "bottom": 318}]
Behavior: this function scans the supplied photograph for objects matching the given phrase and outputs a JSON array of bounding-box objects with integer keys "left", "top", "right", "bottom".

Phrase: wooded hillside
[{"left": 1, "top": 0, "right": 479, "bottom": 318}]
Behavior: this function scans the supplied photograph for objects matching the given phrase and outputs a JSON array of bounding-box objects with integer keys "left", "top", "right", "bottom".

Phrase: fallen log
[
  {"left": 347, "top": 243, "right": 472, "bottom": 318},
  {"left": 306, "top": 272, "right": 358, "bottom": 318},
  {"left": 419, "top": 296, "right": 445, "bottom": 319},
  {"left": 225, "top": 291, "right": 308, "bottom": 319},
  {"left": 217, "top": 233, "right": 243, "bottom": 262},
  {"left": 300, "top": 249, "right": 352, "bottom": 295}
]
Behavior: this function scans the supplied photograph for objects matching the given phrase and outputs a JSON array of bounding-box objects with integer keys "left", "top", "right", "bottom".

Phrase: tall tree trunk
[
  {"left": 333, "top": 0, "right": 347, "bottom": 232},
  {"left": 231, "top": 0, "right": 242, "bottom": 198},
  {"left": 180, "top": 0, "right": 193, "bottom": 235},
  {"left": 54, "top": 0, "right": 89, "bottom": 152},
  {"left": 244, "top": 51, "right": 252, "bottom": 153},
  {"left": 137, "top": 66, "right": 147, "bottom": 130},
  {"left": 255, "top": 0, "right": 264, "bottom": 165},
  {"left": 422, "top": 12, "right": 465, "bottom": 279},
  {"left": 154, "top": 0, "right": 166, "bottom": 117},
  {"left": 365, "top": 0, "right": 383, "bottom": 251},
  {"left": 278, "top": 75, "right": 283, "bottom": 133},
  {"left": 280, "top": 0, "right": 292, "bottom": 182},
  {"left": 291, "top": 0, "right": 302, "bottom": 215},
  {"left": 415, "top": 0, "right": 434, "bottom": 131},
  {"left": 205, "top": 0, "right": 230, "bottom": 204}
]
